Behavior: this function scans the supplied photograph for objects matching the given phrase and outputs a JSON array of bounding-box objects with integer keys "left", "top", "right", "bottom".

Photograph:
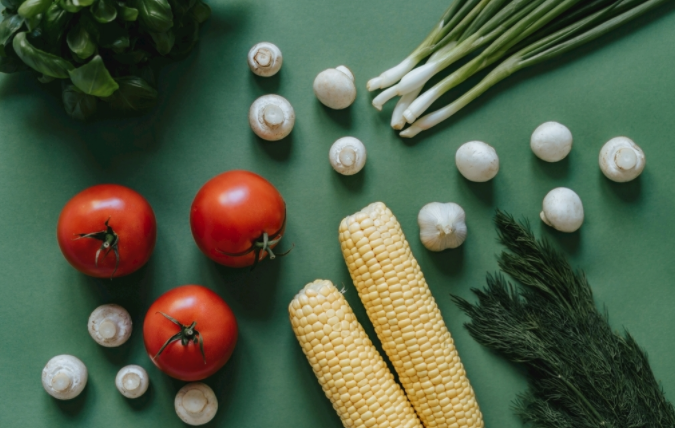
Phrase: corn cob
[
  {"left": 289, "top": 279, "right": 423, "bottom": 428},
  {"left": 339, "top": 202, "right": 484, "bottom": 428}
]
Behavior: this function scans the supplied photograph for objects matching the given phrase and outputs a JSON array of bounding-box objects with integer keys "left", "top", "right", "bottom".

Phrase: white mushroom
[
  {"left": 599, "top": 136, "right": 645, "bottom": 182},
  {"left": 540, "top": 187, "right": 584, "bottom": 233},
  {"left": 42, "top": 355, "right": 88, "bottom": 400},
  {"left": 88, "top": 304, "right": 132, "bottom": 347},
  {"left": 329, "top": 137, "right": 367, "bottom": 175},
  {"left": 249, "top": 94, "right": 295, "bottom": 141},
  {"left": 418, "top": 202, "right": 467, "bottom": 251},
  {"left": 175, "top": 383, "right": 218, "bottom": 426},
  {"left": 313, "top": 66, "right": 357, "bottom": 109},
  {"left": 455, "top": 141, "right": 499, "bottom": 182},
  {"left": 531, "top": 121, "right": 573, "bottom": 162},
  {"left": 115, "top": 365, "right": 149, "bottom": 399},
  {"left": 247, "top": 42, "right": 283, "bottom": 77}
]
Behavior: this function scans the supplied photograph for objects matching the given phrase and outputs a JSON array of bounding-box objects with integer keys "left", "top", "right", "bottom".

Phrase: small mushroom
[
  {"left": 418, "top": 202, "right": 467, "bottom": 251},
  {"left": 42, "top": 355, "right": 88, "bottom": 400},
  {"left": 531, "top": 121, "right": 573, "bottom": 162},
  {"left": 313, "top": 66, "right": 356, "bottom": 110},
  {"left": 249, "top": 94, "right": 295, "bottom": 141},
  {"left": 599, "top": 136, "right": 645, "bottom": 182},
  {"left": 329, "top": 137, "right": 367, "bottom": 175},
  {"left": 247, "top": 42, "right": 282, "bottom": 77},
  {"left": 455, "top": 141, "right": 499, "bottom": 182},
  {"left": 115, "top": 365, "right": 149, "bottom": 399},
  {"left": 175, "top": 383, "right": 218, "bottom": 426},
  {"left": 88, "top": 304, "right": 132, "bottom": 347},
  {"left": 540, "top": 187, "right": 584, "bottom": 233}
]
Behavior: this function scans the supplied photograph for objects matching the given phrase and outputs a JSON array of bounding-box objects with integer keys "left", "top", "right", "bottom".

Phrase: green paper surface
[{"left": 1, "top": 0, "right": 675, "bottom": 426}]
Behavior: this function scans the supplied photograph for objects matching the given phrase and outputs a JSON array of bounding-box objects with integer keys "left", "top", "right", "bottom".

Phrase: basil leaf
[
  {"left": 190, "top": 0, "right": 210, "bottom": 24},
  {"left": 73, "top": 0, "right": 95, "bottom": 7},
  {"left": 118, "top": 5, "right": 138, "bottom": 21},
  {"left": 91, "top": 0, "right": 117, "bottom": 23},
  {"left": 57, "top": 0, "right": 83, "bottom": 13},
  {"left": 111, "top": 36, "right": 129, "bottom": 53},
  {"left": 68, "top": 54, "right": 118, "bottom": 97},
  {"left": 105, "top": 76, "right": 157, "bottom": 111},
  {"left": 170, "top": 15, "right": 197, "bottom": 57},
  {"left": 149, "top": 29, "right": 173, "bottom": 55},
  {"left": 167, "top": 0, "right": 194, "bottom": 19},
  {"left": 0, "top": 15, "right": 25, "bottom": 49},
  {"left": 112, "top": 49, "right": 147, "bottom": 64},
  {"left": 25, "top": 13, "right": 43, "bottom": 31},
  {"left": 62, "top": 83, "right": 97, "bottom": 120},
  {"left": 38, "top": 73, "right": 53, "bottom": 83},
  {"left": 0, "top": 54, "right": 28, "bottom": 73},
  {"left": 13, "top": 32, "right": 74, "bottom": 78},
  {"left": 1, "top": 0, "right": 23, "bottom": 11},
  {"left": 133, "top": 0, "right": 173, "bottom": 33},
  {"left": 18, "top": 0, "right": 52, "bottom": 19},
  {"left": 66, "top": 25, "right": 95, "bottom": 59},
  {"left": 42, "top": 4, "right": 71, "bottom": 43}
]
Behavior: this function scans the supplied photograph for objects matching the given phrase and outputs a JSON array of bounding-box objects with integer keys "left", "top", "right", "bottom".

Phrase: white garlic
[
  {"left": 530, "top": 121, "right": 573, "bottom": 162},
  {"left": 599, "top": 136, "right": 645, "bottom": 182},
  {"left": 88, "top": 304, "right": 132, "bottom": 347},
  {"left": 329, "top": 137, "right": 367, "bottom": 175},
  {"left": 418, "top": 202, "right": 467, "bottom": 251},
  {"left": 175, "top": 383, "right": 218, "bottom": 426},
  {"left": 247, "top": 42, "right": 282, "bottom": 77},
  {"left": 115, "top": 365, "right": 149, "bottom": 399},
  {"left": 540, "top": 187, "right": 584, "bottom": 233},
  {"left": 313, "top": 66, "right": 356, "bottom": 109},
  {"left": 248, "top": 94, "right": 295, "bottom": 141},
  {"left": 42, "top": 355, "right": 88, "bottom": 400},
  {"left": 455, "top": 141, "right": 499, "bottom": 182}
]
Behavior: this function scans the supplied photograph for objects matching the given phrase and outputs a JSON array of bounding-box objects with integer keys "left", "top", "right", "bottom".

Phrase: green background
[{"left": 1, "top": 0, "right": 675, "bottom": 426}]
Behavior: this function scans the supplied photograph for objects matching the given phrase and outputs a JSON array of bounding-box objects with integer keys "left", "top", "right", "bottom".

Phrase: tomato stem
[
  {"left": 153, "top": 312, "right": 206, "bottom": 365},
  {"left": 74, "top": 217, "right": 120, "bottom": 279}
]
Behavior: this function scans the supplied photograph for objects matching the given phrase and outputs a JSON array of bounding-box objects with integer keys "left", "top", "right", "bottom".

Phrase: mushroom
[
  {"left": 115, "top": 365, "right": 149, "bottom": 399},
  {"left": 249, "top": 94, "right": 295, "bottom": 141},
  {"left": 531, "top": 121, "right": 573, "bottom": 162},
  {"left": 313, "top": 66, "right": 356, "bottom": 109},
  {"left": 455, "top": 141, "right": 499, "bottom": 182},
  {"left": 540, "top": 187, "right": 584, "bottom": 233},
  {"left": 175, "top": 383, "right": 218, "bottom": 426},
  {"left": 247, "top": 42, "right": 283, "bottom": 77},
  {"left": 329, "top": 137, "right": 367, "bottom": 175},
  {"left": 88, "top": 304, "right": 132, "bottom": 347},
  {"left": 599, "top": 136, "right": 645, "bottom": 182},
  {"left": 42, "top": 355, "right": 88, "bottom": 400},
  {"left": 418, "top": 202, "right": 467, "bottom": 251}
]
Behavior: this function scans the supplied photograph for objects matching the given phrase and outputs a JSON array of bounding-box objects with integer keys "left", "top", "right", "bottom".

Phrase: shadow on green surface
[
  {"left": 123, "top": 381, "right": 154, "bottom": 411},
  {"left": 531, "top": 154, "right": 570, "bottom": 180},
  {"left": 427, "top": 244, "right": 465, "bottom": 277},
  {"left": 599, "top": 172, "right": 642, "bottom": 203},
  {"left": 539, "top": 223, "right": 582, "bottom": 255},
  {"left": 51, "top": 381, "right": 89, "bottom": 417},
  {"left": 457, "top": 172, "right": 495, "bottom": 207},
  {"left": 333, "top": 166, "right": 366, "bottom": 192},
  {"left": 253, "top": 132, "right": 293, "bottom": 162},
  {"left": 249, "top": 72, "right": 281, "bottom": 94},
  {"left": 317, "top": 102, "right": 352, "bottom": 129}
]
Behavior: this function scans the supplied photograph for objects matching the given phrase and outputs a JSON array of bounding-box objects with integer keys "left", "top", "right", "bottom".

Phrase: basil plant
[{"left": 0, "top": 0, "right": 210, "bottom": 119}]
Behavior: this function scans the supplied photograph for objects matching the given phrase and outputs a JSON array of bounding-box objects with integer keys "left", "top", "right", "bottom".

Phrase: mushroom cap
[
  {"left": 175, "top": 383, "right": 218, "bottom": 426},
  {"left": 455, "top": 141, "right": 499, "bottom": 182},
  {"left": 247, "top": 42, "right": 282, "bottom": 77},
  {"left": 599, "top": 136, "right": 645, "bottom": 182},
  {"left": 115, "top": 365, "right": 149, "bottom": 399},
  {"left": 248, "top": 94, "right": 295, "bottom": 141},
  {"left": 313, "top": 66, "right": 356, "bottom": 110},
  {"left": 42, "top": 354, "right": 88, "bottom": 400},
  {"left": 88, "top": 304, "right": 132, "bottom": 347},
  {"left": 531, "top": 121, "right": 573, "bottom": 162},
  {"left": 540, "top": 187, "right": 584, "bottom": 233},
  {"left": 329, "top": 136, "right": 367, "bottom": 175}
]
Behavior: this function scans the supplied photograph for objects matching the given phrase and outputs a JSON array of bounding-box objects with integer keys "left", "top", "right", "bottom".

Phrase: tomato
[
  {"left": 143, "top": 285, "right": 238, "bottom": 381},
  {"left": 190, "top": 170, "right": 287, "bottom": 268},
  {"left": 57, "top": 184, "right": 157, "bottom": 278}
]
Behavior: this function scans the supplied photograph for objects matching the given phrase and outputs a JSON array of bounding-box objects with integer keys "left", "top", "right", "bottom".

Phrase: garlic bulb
[
  {"left": 599, "top": 136, "right": 645, "bottom": 182},
  {"left": 417, "top": 202, "right": 467, "bottom": 251}
]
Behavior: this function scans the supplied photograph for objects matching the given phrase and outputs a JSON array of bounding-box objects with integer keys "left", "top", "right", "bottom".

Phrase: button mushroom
[
  {"left": 88, "top": 304, "right": 132, "bottom": 347},
  {"left": 540, "top": 187, "right": 584, "bottom": 233},
  {"left": 313, "top": 66, "right": 357, "bottom": 110},
  {"left": 530, "top": 121, "right": 573, "bottom": 162},
  {"left": 455, "top": 140, "right": 499, "bottom": 182},
  {"left": 329, "top": 137, "right": 367, "bottom": 175},
  {"left": 175, "top": 383, "right": 218, "bottom": 426},
  {"left": 247, "top": 42, "right": 282, "bottom": 77},
  {"left": 599, "top": 136, "right": 645, "bottom": 182},
  {"left": 249, "top": 94, "right": 295, "bottom": 141},
  {"left": 42, "top": 355, "right": 88, "bottom": 400},
  {"left": 115, "top": 365, "right": 149, "bottom": 399}
]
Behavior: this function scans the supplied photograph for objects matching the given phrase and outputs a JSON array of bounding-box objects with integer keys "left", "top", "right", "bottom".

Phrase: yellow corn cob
[
  {"left": 339, "top": 202, "right": 484, "bottom": 428},
  {"left": 289, "top": 279, "right": 423, "bottom": 428}
]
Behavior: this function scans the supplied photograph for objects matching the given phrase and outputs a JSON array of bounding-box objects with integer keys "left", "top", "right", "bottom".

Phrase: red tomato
[
  {"left": 143, "top": 285, "right": 238, "bottom": 381},
  {"left": 57, "top": 184, "right": 157, "bottom": 278},
  {"left": 190, "top": 170, "right": 287, "bottom": 268}
]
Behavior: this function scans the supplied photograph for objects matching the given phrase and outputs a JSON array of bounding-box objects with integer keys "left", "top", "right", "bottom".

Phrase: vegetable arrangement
[
  {"left": 367, "top": 0, "right": 670, "bottom": 136},
  {"left": 0, "top": 0, "right": 211, "bottom": 120},
  {"left": 453, "top": 211, "right": 675, "bottom": 426}
]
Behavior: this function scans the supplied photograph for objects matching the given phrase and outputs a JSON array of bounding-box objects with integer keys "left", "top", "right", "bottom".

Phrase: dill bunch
[{"left": 452, "top": 210, "right": 675, "bottom": 427}]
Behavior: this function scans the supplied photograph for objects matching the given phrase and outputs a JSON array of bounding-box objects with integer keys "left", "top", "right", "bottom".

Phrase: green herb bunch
[
  {"left": 453, "top": 211, "right": 675, "bottom": 427},
  {"left": 0, "top": 0, "right": 211, "bottom": 119}
]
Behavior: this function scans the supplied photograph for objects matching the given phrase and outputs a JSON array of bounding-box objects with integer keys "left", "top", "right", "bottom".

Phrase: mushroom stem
[
  {"left": 254, "top": 48, "right": 272, "bottom": 68},
  {"left": 122, "top": 372, "right": 141, "bottom": 391},
  {"left": 99, "top": 319, "right": 118, "bottom": 339},
  {"left": 52, "top": 372, "right": 72, "bottom": 392},
  {"left": 615, "top": 147, "right": 637, "bottom": 170},
  {"left": 540, "top": 211, "right": 552, "bottom": 227},
  {"left": 183, "top": 389, "right": 208, "bottom": 415},
  {"left": 338, "top": 146, "right": 357, "bottom": 167},
  {"left": 262, "top": 104, "right": 284, "bottom": 127},
  {"left": 335, "top": 66, "right": 354, "bottom": 81}
]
